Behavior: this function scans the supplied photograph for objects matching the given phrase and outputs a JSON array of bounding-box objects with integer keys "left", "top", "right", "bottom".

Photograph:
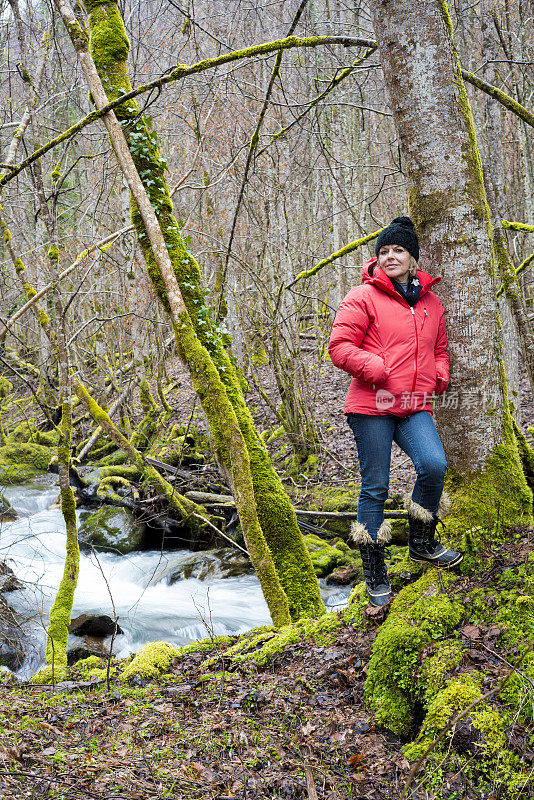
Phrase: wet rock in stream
[
  {"left": 148, "top": 548, "right": 253, "bottom": 585},
  {"left": 0, "top": 493, "right": 17, "bottom": 522},
  {"left": 0, "top": 596, "right": 26, "bottom": 671},
  {"left": 0, "top": 562, "right": 23, "bottom": 593},
  {"left": 78, "top": 506, "right": 147, "bottom": 553},
  {"left": 69, "top": 614, "right": 123, "bottom": 637}
]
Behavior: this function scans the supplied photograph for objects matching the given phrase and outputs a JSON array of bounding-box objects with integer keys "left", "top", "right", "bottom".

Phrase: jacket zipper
[
  {"left": 422, "top": 308, "right": 428, "bottom": 329},
  {"left": 410, "top": 306, "right": 419, "bottom": 393}
]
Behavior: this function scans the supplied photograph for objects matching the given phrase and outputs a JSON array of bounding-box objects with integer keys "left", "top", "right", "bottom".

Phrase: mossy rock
[
  {"left": 157, "top": 548, "right": 253, "bottom": 583},
  {"left": 9, "top": 419, "right": 40, "bottom": 443},
  {"left": 37, "top": 429, "right": 59, "bottom": 448},
  {"left": 7, "top": 420, "right": 58, "bottom": 449},
  {"left": 303, "top": 533, "right": 358, "bottom": 577},
  {"left": 364, "top": 569, "right": 466, "bottom": 736},
  {"left": 78, "top": 506, "right": 146, "bottom": 554},
  {"left": 0, "top": 377, "right": 13, "bottom": 398},
  {"left": 0, "top": 493, "right": 17, "bottom": 522},
  {"left": 0, "top": 441, "right": 52, "bottom": 484}
]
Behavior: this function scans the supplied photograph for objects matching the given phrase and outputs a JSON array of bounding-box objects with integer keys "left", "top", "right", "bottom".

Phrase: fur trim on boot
[
  {"left": 437, "top": 491, "right": 451, "bottom": 518},
  {"left": 350, "top": 521, "right": 374, "bottom": 545},
  {"left": 404, "top": 496, "right": 433, "bottom": 523},
  {"left": 376, "top": 520, "right": 392, "bottom": 545}
]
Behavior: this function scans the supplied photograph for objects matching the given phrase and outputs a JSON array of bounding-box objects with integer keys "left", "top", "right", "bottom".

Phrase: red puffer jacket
[{"left": 328, "top": 258, "right": 449, "bottom": 417}]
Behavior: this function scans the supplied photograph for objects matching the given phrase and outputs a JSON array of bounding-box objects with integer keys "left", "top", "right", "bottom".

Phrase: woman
[{"left": 328, "top": 216, "right": 462, "bottom": 607}]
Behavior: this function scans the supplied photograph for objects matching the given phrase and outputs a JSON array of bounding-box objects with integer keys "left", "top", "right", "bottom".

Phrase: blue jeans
[{"left": 347, "top": 411, "right": 447, "bottom": 541}]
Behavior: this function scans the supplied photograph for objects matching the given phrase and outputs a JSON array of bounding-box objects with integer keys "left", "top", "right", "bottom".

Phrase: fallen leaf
[{"left": 461, "top": 625, "right": 481, "bottom": 639}]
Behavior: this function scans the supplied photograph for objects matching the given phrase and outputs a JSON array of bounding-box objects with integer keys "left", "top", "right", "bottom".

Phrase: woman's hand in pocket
[{"left": 435, "top": 375, "right": 448, "bottom": 395}]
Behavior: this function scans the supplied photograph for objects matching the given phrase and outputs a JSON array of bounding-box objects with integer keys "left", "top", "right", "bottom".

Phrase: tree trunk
[
  {"left": 75, "top": 0, "right": 324, "bottom": 620},
  {"left": 367, "top": 0, "right": 532, "bottom": 523}
]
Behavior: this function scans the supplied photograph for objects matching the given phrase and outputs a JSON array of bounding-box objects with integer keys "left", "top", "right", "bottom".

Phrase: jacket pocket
[{"left": 362, "top": 352, "right": 388, "bottom": 385}]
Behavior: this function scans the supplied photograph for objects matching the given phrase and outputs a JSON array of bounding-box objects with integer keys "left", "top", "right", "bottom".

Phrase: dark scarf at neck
[{"left": 390, "top": 275, "right": 422, "bottom": 307}]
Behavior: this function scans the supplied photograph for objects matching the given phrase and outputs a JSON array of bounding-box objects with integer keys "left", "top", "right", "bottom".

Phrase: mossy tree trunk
[
  {"left": 55, "top": 0, "right": 293, "bottom": 628},
  {"left": 367, "top": 0, "right": 532, "bottom": 530},
  {"left": 8, "top": 1, "right": 81, "bottom": 683},
  {"left": 74, "top": 0, "right": 323, "bottom": 619},
  {"left": 479, "top": 0, "right": 534, "bottom": 408}
]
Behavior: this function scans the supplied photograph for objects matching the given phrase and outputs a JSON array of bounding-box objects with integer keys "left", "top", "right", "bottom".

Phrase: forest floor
[
  {"left": 0, "top": 521, "right": 533, "bottom": 800},
  {"left": 0, "top": 621, "right": 399, "bottom": 800}
]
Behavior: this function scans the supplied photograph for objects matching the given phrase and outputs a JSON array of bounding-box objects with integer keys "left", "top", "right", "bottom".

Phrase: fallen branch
[
  {"left": 0, "top": 34, "right": 376, "bottom": 189},
  {"left": 76, "top": 387, "right": 129, "bottom": 462}
]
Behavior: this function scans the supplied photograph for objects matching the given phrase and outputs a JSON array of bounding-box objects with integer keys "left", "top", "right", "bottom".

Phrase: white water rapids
[{"left": 0, "top": 474, "right": 348, "bottom": 677}]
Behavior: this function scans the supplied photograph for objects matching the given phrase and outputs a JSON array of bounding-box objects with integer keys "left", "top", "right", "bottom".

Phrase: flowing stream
[{"left": 0, "top": 474, "right": 349, "bottom": 677}]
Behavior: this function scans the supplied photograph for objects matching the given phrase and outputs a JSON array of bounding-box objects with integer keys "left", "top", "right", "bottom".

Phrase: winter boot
[
  {"left": 350, "top": 521, "right": 392, "bottom": 607},
  {"left": 405, "top": 494, "right": 463, "bottom": 568}
]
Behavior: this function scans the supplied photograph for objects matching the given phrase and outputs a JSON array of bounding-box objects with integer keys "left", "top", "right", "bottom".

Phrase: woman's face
[{"left": 377, "top": 244, "right": 411, "bottom": 283}]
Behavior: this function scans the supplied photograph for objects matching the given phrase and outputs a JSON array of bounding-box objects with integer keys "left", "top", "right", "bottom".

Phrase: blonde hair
[{"left": 409, "top": 256, "right": 419, "bottom": 277}]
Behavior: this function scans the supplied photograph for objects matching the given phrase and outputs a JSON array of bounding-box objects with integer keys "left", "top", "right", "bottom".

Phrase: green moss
[
  {"left": 303, "top": 533, "right": 357, "bottom": 576},
  {"left": 32, "top": 492, "right": 79, "bottom": 684},
  {"left": 138, "top": 379, "right": 158, "bottom": 414},
  {"left": 99, "top": 464, "right": 140, "bottom": 481},
  {"left": 0, "top": 441, "right": 52, "bottom": 477},
  {"left": 500, "top": 652, "right": 534, "bottom": 723},
  {"left": 0, "top": 377, "right": 13, "bottom": 398},
  {"left": 79, "top": 505, "right": 145, "bottom": 553},
  {"left": 9, "top": 420, "right": 60, "bottom": 449},
  {"left": 121, "top": 641, "right": 180, "bottom": 681},
  {"left": 97, "top": 474, "right": 131, "bottom": 500},
  {"left": 203, "top": 611, "right": 355, "bottom": 671},
  {"left": 9, "top": 419, "right": 40, "bottom": 443},
  {"left": 345, "top": 582, "right": 370, "bottom": 628},
  {"left": 443, "top": 411, "right": 533, "bottom": 563},
  {"left": 403, "top": 673, "right": 483, "bottom": 758},
  {"left": 418, "top": 642, "right": 464, "bottom": 709},
  {"left": 95, "top": 450, "right": 127, "bottom": 466},
  {"left": 364, "top": 570, "right": 465, "bottom": 735}
]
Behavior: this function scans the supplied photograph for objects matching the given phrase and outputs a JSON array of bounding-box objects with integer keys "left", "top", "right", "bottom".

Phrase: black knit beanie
[{"left": 375, "top": 216, "right": 419, "bottom": 262}]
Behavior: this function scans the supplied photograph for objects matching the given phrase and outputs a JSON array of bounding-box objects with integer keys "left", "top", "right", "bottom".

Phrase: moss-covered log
[
  {"left": 75, "top": 380, "right": 212, "bottom": 537},
  {"left": 80, "top": 0, "right": 323, "bottom": 620}
]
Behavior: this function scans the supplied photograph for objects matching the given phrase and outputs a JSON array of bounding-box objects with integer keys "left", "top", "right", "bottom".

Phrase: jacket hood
[{"left": 361, "top": 257, "right": 440, "bottom": 299}]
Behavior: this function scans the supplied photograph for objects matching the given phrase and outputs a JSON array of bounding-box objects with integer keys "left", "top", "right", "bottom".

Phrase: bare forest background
[{"left": 0, "top": 0, "right": 532, "bottom": 472}]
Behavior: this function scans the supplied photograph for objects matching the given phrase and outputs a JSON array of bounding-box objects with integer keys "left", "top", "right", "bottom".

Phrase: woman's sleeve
[
  {"left": 328, "top": 291, "right": 389, "bottom": 385},
  {"left": 434, "top": 309, "right": 450, "bottom": 392}
]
